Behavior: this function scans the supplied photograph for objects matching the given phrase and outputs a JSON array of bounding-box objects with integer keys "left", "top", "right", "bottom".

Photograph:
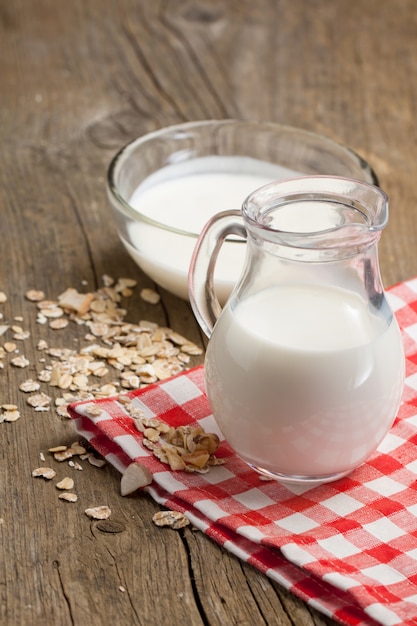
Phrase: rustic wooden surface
[{"left": 1, "top": 1, "right": 417, "bottom": 624}]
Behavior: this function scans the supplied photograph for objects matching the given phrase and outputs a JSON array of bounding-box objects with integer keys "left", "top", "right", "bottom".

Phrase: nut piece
[
  {"left": 120, "top": 462, "right": 152, "bottom": 496},
  {"left": 136, "top": 417, "right": 223, "bottom": 473},
  {"left": 182, "top": 450, "right": 210, "bottom": 469},
  {"left": 152, "top": 510, "right": 190, "bottom": 529},
  {"left": 58, "top": 288, "right": 94, "bottom": 315},
  {"left": 32, "top": 467, "right": 57, "bottom": 480},
  {"left": 85, "top": 506, "right": 112, "bottom": 520}
]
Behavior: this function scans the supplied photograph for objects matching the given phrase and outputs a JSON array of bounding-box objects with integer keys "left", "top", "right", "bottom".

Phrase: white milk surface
[
  {"left": 126, "top": 156, "right": 303, "bottom": 300},
  {"left": 205, "top": 284, "right": 405, "bottom": 481}
]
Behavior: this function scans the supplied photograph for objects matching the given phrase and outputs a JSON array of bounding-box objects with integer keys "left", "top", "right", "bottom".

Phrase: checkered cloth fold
[{"left": 68, "top": 277, "right": 417, "bottom": 626}]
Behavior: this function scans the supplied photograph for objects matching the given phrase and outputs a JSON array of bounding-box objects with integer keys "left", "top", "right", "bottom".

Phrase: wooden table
[{"left": 1, "top": 1, "right": 416, "bottom": 624}]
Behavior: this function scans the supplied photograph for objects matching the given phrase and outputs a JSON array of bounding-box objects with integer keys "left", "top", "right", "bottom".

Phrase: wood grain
[{"left": 1, "top": 0, "right": 417, "bottom": 624}]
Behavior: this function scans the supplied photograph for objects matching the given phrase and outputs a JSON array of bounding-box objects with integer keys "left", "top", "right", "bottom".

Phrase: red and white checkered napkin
[{"left": 68, "top": 277, "right": 417, "bottom": 626}]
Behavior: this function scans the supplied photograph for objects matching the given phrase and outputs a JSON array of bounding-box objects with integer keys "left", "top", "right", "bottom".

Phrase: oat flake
[
  {"left": 85, "top": 506, "right": 111, "bottom": 520},
  {"left": 19, "top": 379, "right": 41, "bottom": 393},
  {"left": 59, "top": 492, "right": 78, "bottom": 502},
  {"left": 32, "top": 467, "right": 56, "bottom": 480},
  {"left": 11, "top": 355, "right": 29, "bottom": 368},
  {"left": 152, "top": 510, "right": 190, "bottom": 529}
]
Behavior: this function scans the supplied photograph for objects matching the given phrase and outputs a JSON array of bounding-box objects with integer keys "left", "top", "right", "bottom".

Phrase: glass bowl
[{"left": 106, "top": 119, "right": 377, "bottom": 301}]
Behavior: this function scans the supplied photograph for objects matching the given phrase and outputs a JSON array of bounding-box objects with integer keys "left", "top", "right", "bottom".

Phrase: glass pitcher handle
[{"left": 188, "top": 210, "right": 247, "bottom": 337}]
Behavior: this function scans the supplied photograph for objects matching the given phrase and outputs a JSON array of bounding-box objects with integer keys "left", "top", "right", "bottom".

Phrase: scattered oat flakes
[
  {"left": 49, "top": 318, "right": 69, "bottom": 330},
  {"left": 11, "top": 355, "right": 29, "bottom": 368},
  {"left": 84, "top": 404, "right": 103, "bottom": 417},
  {"left": 25, "top": 290, "right": 45, "bottom": 302},
  {"left": 116, "top": 277, "right": 137, "bottom": 291},
  {"left": 2, "top": 403, "right": 17, "bottom": 411},
  {"left": 88, "top": 456, "right": 106, "bottom": 468},
  {"left": 58, "top": 373, "right": 72, "bottom": 389},
  {"left": 180, "top": 343, "right": 203, "bottom": 356},
  {"left": 68, "top": 460, "right": 83, "bottom": 470},
  {"left": 13, "top": 330, "right": 30, "bottom": 341},
  {"left": 1, "top": 274, "right": 205, "bottom": 517},
  {"left": 102, "top": 274, "right": 114, "bottom": 287},
  {"left": 152, "top": 510, "right": 190, "bottom": 529},
  {"left": 59, "top": 492, "right": 78, "bottom": 502},
  {"left": 54, "top": 449, "right": 74, "bottom": 462},
  {"left": 32, "top": 467, "right": 56, "bottom": 480},
  {"left": 140, "top": 288, "right": 160, "bottom": 304},
  {"left": 41, "top": 306, "right": 64, "bottom": 319},
  {"left": 56, "top": 477, "right": 74, "bottom": 490},
  {"left": 56, "top": 405, "right": 69, "bottom": 418},
  {"left": 85, "top": 506, "right": 111, "bottom": 520},
  {"left": 2, "top": 409, "right": 20, "bottom": 422},
  {"left": 99, "top": 383, "right": 117, "bottom": 396},
  {"left": 48, "top": 445, "right": 67, "bottom": 453},
  {"left": 70, "top": 442, "right": 87, "bottom": 455},
  {"left": 27, "top": 392, "right": 51, "bottom": 408},
  {"left": 19, "top": 379, "right": 41, "bottom": 393},
  {"left": 38, "top": 370, "right": 51, "bottom": 383},
  {"left": 117, "top": 394, "right": 135, "bottom": 405},
  {"left": 0, "top": 292, "right": 7, "bottom": 303}
]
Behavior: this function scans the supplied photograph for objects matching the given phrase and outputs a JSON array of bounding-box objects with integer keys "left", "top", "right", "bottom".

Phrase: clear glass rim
[
  {"left": 106, "top": 119, "right": 379, "bottom": 239},
  {"left": 241, "top": 175, "right": 388, "bottom": 248}
]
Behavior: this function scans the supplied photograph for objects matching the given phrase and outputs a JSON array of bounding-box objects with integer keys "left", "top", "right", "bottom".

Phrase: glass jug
[{"left": 188, "top": 176, "right": 405, "bottom": 485}]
